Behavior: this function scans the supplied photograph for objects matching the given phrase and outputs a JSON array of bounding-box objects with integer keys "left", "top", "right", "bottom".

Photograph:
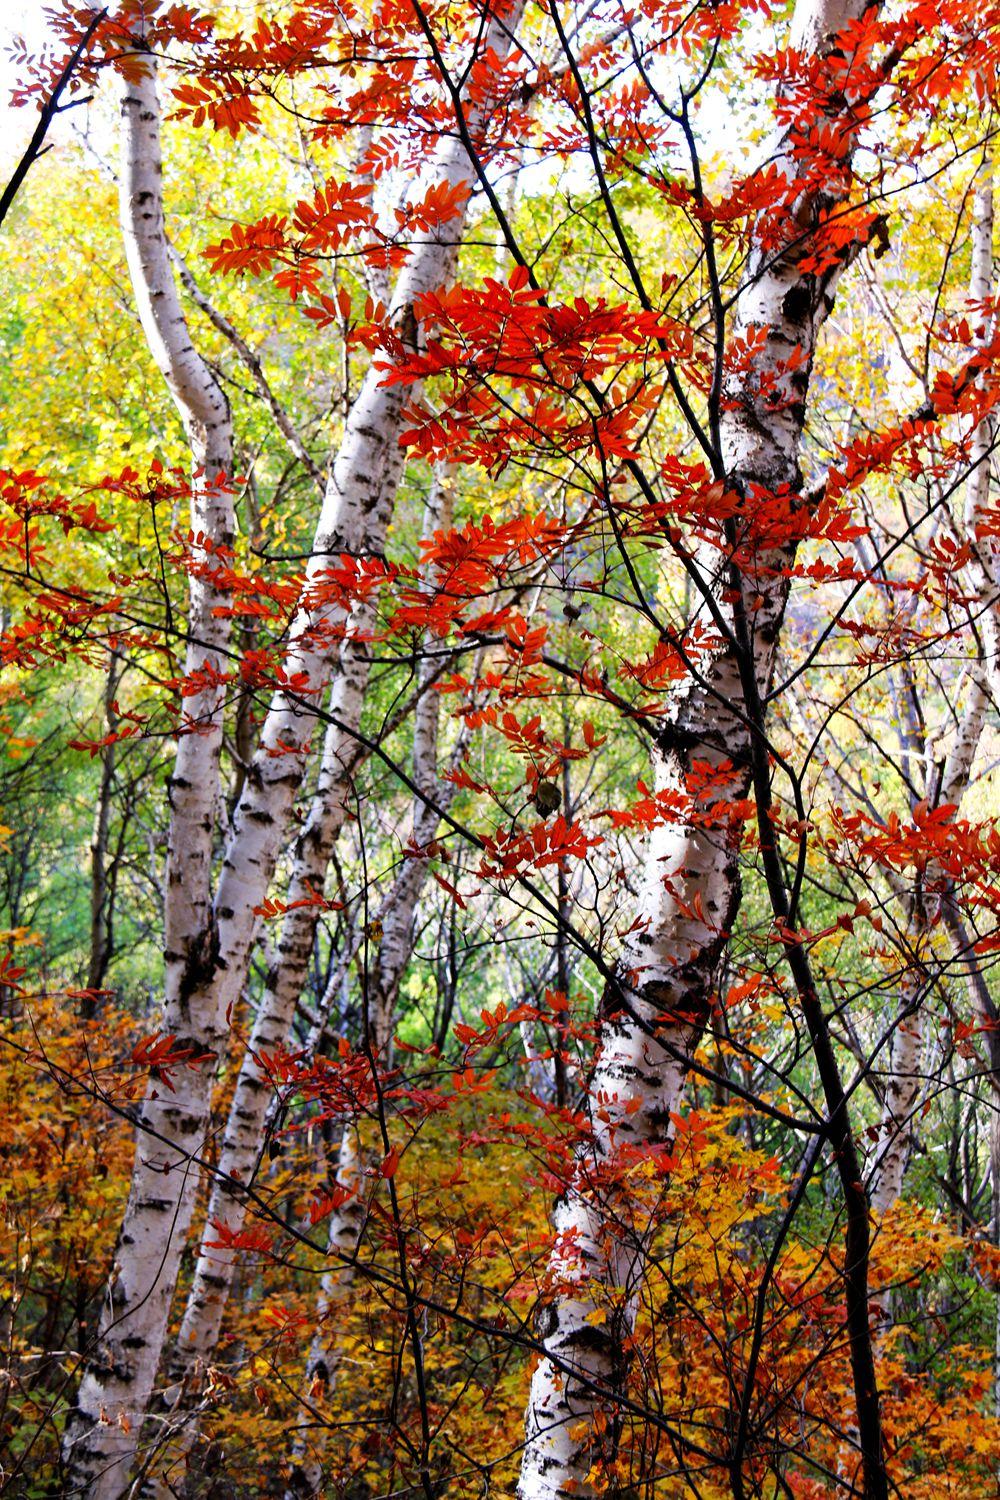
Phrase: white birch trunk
[
  {"left": 868, "top": 678, "right": 989, "bottom": 1221},
  {"left": 281, "top": 474, "right": 462, "bottom": 1497},
  {"left": 953, "top": 179, "right": 1000, "bottom": 1421},
  {"left": 870, "top": 969, "right": 927, "bottom": 1219},
  {"left": 963, "top": 161, "right": 1000, "bottom": 701},
  {"left": 280, "top": 820, "right": 460, "bottom": 1497},
  {"left": 518, "top": 2, "right": 876, "bottom": 1492},
  {"left": 367, "top": 469, "right": 457, "bottom": 1051},
  {"left": 62, "top": 52, "right": 234, "bottom": 1498},
  {"left": 145, "top": 661, "right": 372, "bottom": 1499}
]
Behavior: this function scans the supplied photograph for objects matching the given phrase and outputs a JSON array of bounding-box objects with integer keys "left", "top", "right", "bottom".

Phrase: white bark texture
[
  {"left": 171, "top": 626, "right": 374, "bottom": 1378},
  {"left": 66, "top": 16, "right": 522, "bottom": 1492},
  {"left": 867, "top": 689, "right": 988, "bottom": 1220},
  {"left": 963, "top": 163, "right": 1000, "bottom": 702},
  {"left": 283, "top": 472, "right": 462, "bottom": 1498},
  {"left": 281, "top": 758, "right": 462, "bottom": 1499},
  {"left": 62, "top": 54, "right": 234, "bottom": 1499},
  {"left": 869, "top": 963, "right": 927, "bottom": 1219},
  {"left": 518, "top": 2, "right": 877, "bottom": 1493},
  {"left": 366, "top": 467, "right": 459, "bottom": 1051}
]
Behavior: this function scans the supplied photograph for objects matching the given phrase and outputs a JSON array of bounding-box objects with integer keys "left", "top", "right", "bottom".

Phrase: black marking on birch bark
[
  {"left": 177, "top": 919, "right": 221, "bottom": 1012},
  {"left": 781, "top": 282, "right": 813, "bottom": 325},
  {"left": 645, "top": 1104, "right": 679, "bottom": 1131},
  {"left": 246, "top": 804, "right": 277, "bottom": 827},
  {"left": 561, "top": 1323, "right": 619, "bottom": 1360}
]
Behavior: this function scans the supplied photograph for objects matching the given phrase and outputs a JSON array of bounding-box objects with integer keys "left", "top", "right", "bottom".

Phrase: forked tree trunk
[
  {"left": 170, "top": 627, "right": 374, "bottom": 1382},
  {"left": 518, "top": 2, "right": 882, "bottom": 1495},
  {"left": 62, "top": 51, "right": 234, "bottom": 1498},
  {"left": 65, "top": 14, "right": 522, "bottom": 1493}
]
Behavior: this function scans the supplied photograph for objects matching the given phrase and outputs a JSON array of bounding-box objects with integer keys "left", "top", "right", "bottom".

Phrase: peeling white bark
[
  {"left": 868, "top": 676, "right": 990, "bottom": 1221},
  {"left": 870, "top": 973, "right": 926, "bottom": 1219},
  {"left": 518, "top": 2, "right": 876, "bottom": 1492},
  {"left": 62, "top": 53, "right": 234, "bottom": 1500},
  {"left": 279, "top": 471, "right": 463, "bottom": 1497},
  {"left": 963, "top": 162, "right": 1000, "bottom": 703},
  {"left": 367, "top": 469, "right": 458, "bottom": 1051},
  {"left": 171, "top": 626, "right": 374, "bottom": 1380}
]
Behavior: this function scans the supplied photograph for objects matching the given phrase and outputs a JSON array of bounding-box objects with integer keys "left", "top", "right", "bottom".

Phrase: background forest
[{"left": 1, "top": 1, "right": 1000, "bottom": 1497}]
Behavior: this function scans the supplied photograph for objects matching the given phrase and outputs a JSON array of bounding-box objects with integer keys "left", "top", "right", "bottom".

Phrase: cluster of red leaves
[
  {"left": 130, "top": 1032, "right": 216, "bottom": 1092},
  {"left": 478, "top": 815, "right": 603, "bottom": 881},
  {"left": 603, "top": 761, "right": 756, "bottom": 836},
  {"left": 391, "top": 511, "right": 562, "bottom": 637},
  {"left": 368, "top": 269, "right": 680, "bottom": 470},
  {"left": 833, "top": 803, "right": 1000, "bottom": 882}
]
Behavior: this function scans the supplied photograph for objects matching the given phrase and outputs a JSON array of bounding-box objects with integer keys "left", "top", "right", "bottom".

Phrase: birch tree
[
  {"left": 62, "top": 46, "right": 236, "bottom": 1497},
  {"left": 517, "top": 2, "right": 894, "bottom": 1494},
  {"left": 283, "top": 474, "right": 465, "bottom": 1496},
  {"left": 6, "top": 2, "right": 1000, "bottom": 1496}
]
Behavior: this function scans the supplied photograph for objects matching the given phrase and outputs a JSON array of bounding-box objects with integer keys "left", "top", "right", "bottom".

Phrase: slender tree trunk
[
  {"left": 170, "top": 631, "right": 374, "bottom": 1382},
  {"left": 62, "top": 50, "right": 234, "bottom": 1498},
  {"left": 963, "top": 158, "right": 1000, "bottom": 699},
  {"left": 282, "top": 473, "right": 462, "bottom": 1497},
  {"left": 281, "top": 819, "right": 462, "bottom": 1500},
  {"left": 518, "top": 3, "right": 884, "bottom": 1494},
  {"left": 940, "top": 898, "right": 1000, "bottom": 1425},
  {"left": 83, "top": 643, "right": 124, "bottom": 1012},
  {"left": 279, "top": 863, "right": 446, "bottom": 1497},
  {"left": 868, "top": 683, "right": 988, "bottom": 1220},
  {"left": 365, "top": 469, "right": 458, "bottom": 1051},
  {"left": 870, "top": 959, "right": 927, "bottom": 1220}
]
